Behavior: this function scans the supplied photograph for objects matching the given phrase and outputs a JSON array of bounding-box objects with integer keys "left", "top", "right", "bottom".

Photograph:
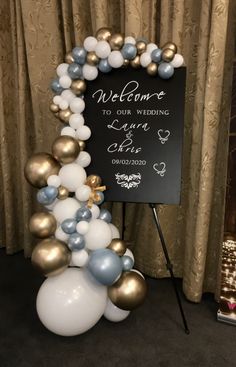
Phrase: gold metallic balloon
[
  {"left": 109, "top": 33, "right": 124, "bottom": 50},
  {"left": 29, "top": 212, "right": 57, "bottom": 238},
  {"left": 52, "top": 136, "right": 80, "bottom": 164},
  {"left": 31, "top": 238, "right": 71, "bottom": 277},
  {"left": 24, "top": 153, "right": 61, "bottom": 188},
  {"left": 86, "top": 175, "right": 102, "bottom": 188},
  {"left": 87, "top": 51, "right": 100, "bottom": 66},
  {"left": 57, "top": 185, "right": 69, "bottom": 200},
  {"left": 162, "top": 42, "right": 177, "bottom": 54},
  {"left": 108, "top": 271, "right": 147, "bottom": 310},
  {"left": 78, "top": 139, "right": 86, "bottom": 151},
  {"left": 71, "top": 79, "right": 87, "bottom": 96},
  {"left": 108, "top": 238, "right": 127, "bottom": 256},
  {"left": 59, "top": 108, "right": 72, "bottom": 123},
  {"left": 130, "top": 55, "right": 141, "bottom": 69},
  {"left": 50, "top": 103, "right": 59, "bottom": 113},
  {"left": 147, "top": 62, "right": 158, "bottom": 76},
  {"left": 96, "top": 27, "right": 112, "bottom": 41},
  {"left": 162, "top": 48, "right": 175, "bottom": 62},
  {"left": 122, "top": 59, "right": 130, "bottom": 68},
  {"left": 65, "top": 51, "right": 75, "bottom": 64},
  {"left": 136, "top": 41, "right": 146, "bottom": 55}
]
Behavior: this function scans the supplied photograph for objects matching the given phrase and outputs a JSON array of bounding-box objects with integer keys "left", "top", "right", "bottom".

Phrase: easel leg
[{"left": 149, "top": 203, "right": 190, "bottom": 334}]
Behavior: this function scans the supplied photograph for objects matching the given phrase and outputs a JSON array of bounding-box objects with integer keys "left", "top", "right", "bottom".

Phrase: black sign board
[{"left": 84, "top": 67, "right": 186, "bottom": 204}]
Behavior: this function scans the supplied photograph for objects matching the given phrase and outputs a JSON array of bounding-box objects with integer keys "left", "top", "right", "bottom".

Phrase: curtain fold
[{"left": 0, "top": 0, "right": 235, "bottom": 302}]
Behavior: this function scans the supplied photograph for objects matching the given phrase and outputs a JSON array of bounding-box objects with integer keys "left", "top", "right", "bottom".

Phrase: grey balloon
[
  {"left": 98, "top": 209, "right": 112, "bottom": 223},
  {"left": 68, "top": 233, "right": 85, "bottom": 251},
  {"left": 121, "top": 255, "right": 134, "bottom": 271}
]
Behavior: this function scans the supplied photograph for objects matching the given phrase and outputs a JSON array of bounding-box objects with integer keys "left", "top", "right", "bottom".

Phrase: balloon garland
[{"left": 24, "top": 28, "right": 184, "bottom": 337}]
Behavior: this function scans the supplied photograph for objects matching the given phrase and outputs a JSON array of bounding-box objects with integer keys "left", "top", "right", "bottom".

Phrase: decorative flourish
[
  {"left": 157, "top": 129, "right": 170, "bottom": 144},
  {"left": 115, "top": 173, "right": 141, "bottom": 189},
  {"left": 153, "top": 162, "right": 166, "bottom": 177}
]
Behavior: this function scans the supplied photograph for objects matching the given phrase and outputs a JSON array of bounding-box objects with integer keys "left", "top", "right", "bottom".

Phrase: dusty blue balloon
[
  {"left": 98, "top": 209, "right": 112, "bottom": 223},
  {"left": 88, "top": 249, "right": 122, "bottom": 286},
  {"left": 72, "top": 47, "right": 87, "bottom": 65},
  {"left": 121, "top": 255, "right": 134, "bottom": 271},
  {"left": 50, "top": 78, "right": 64, "bottom": 94},
  {"left": 158, "top": 62, "right": 174, "bottom": 79},
  {"left": 151, "top": 48, "right": 162, "bottom": 63},
  {"left": 61, "top": 218, "right": 77, "bottom": 234},
  {"left": 68, "top": 63, "right": 82, "bottom": 80},
  {"left": 37, "top": 186, "right": 58, "bottom": 205},
  {"left": 121, "top": 43, "right": 137, "bottom": 60},
  {"left": 76, "top": 207, "right": 92, "bottom": 222},
  {"left": 95, "top": 191, "right": 104, "bottom": 205},
  {"left": 98, "top": 58, "right": 112, "bottom": 73},
  {"left": 68, "top": 233, "right": 85, "bottom": 251}
]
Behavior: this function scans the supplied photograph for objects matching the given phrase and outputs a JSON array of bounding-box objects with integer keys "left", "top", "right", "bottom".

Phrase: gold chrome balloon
[
  {"left": 87, "top": 51, "right": 100, "bottom": 66},
  {"left": 136, "top": 41, "right": 146, "bottom": 55},
  {"left": 59, "top": 108, "right": 72, "bottom": 123},
  {"left": 122, "top": 59, "right": 130, "bottom": 68},
  {"left": 65, "top": 52, "right": 75, "bottom": 64},
  {"left": 108, "top": 271, "right": 147, "bottom": 310},
  {"left": 57, "top": 185, "right": 69, "bottom": 200},
  {"left": 50, "top": 103, "right": 59, "bottom": 113},
  {"left": 52, "top": 136, "right": 80, "bottom": 164},
  {"left": 24, "top": 153, "right": 61, "bottom": 188},
  {"left": 96, "top": 27, "right": 112, "bottom": 41},
  {"left": 29, "top": 212, "right": 57, "bottom": 238},
  {"left": 147, "top": 62, "right": 158, "bottom": 76},
  {"left": 78, "top": 139, "right": 86, "bottom": 151},
  {"left": 162, "top": 42, "right": 177, "bottom": 54},
  {"left": 86, "top": 175, "right": 102, "bottom": 188},
  {"left": 109, "top": 33, "right": 124, "bottom": 50},
  {"left": 130, "top": 55, "right": 141, "bottom": 69},
  {"left": 71, "top": 80, "right": 86, "bottom": 96},
  {"left": 162, "top": 48, "right": 175, "bottom": 62},
  {"left": 31, "top": 238, "right": 71, "bottom": 277},
  {"left": 108, "top": 238, "right": 127, "bottom": 256}
]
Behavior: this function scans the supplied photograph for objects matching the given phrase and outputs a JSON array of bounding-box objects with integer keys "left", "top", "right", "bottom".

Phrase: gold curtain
[{"left": 0, "top": 0, "right": 235, "bottom": 302}]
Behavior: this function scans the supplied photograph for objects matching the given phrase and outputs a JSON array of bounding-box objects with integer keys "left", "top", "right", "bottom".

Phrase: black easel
[{"left": 149, "top": 203, "right": 190, "bottom": 334}]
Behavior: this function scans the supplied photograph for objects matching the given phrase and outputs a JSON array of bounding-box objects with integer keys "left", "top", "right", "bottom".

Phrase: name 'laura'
[{"left": 92, "top": 81, "right": 166, "bottom": 103}]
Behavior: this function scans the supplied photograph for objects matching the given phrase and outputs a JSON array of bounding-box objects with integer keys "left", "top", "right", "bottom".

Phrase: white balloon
[
  {"left": 90, "top": 204, "right": 100, "bottom": 219},
  {"left": 56, "top": 63, "right": 69, "bottom": 77},
  {"left": 53, "top": 197, "right": 81, "bottom": 223},
  {"left": 61, "top": 126, "right": 76, "bottom": 138},
  {"left": 75, "top": 126, "right": 91, "bottom": 141},
  {"left": 47, "top": 175, "right": 61, "bottom": 188},
  {"left": 124, "top": 248, "right": 134, "bottom": 262},
  {"left": 131, "top": 269, "right": 144, "bottom": 279},
  {"left": 104, "top": 299, "right": 130, "bottom": 322},
  {"left": 69, "top": 113, "right": 84, "bottom": 129},
  {"left": 55, "top": 226, "right": 69, "bottom": 242},
  {"left": 108, "top": 51, "right": 124, "bottom": 68},
  {"left": 70, "top": 250, "right": 89, "bottom": 267},
  {"left": 82, "top": 64, "right": 98, "bottom": 81},
  {"left": 124, "top": 36, "right": 136, "bottom": 45},
  {"left": 45, "top": 199, "right": 59, "bottom": 211},
  {"left": 75, "top": 151, "right": 91, "bottom": 168},
  {"left": 109, "top": 223, "right": 120, "bottom": 239},
  {"left": 170, "top": 53, "right": 184, "bottom": 68},
  {"left": 76, "top": 220, "right": 90, "bottom": 235},
  {"left": 36, "top": 268, "right": 107, "bottom": 336},
  {"left": 70, "top": 97, "right": 85, "bottom": 113},
  {"left": 85, "top": 219, "right": 112, "bottom": 250},
  {"left": 53, "top": 95, "right": 62, "bottom": 105},
  {"left": 140, "top": 52, "right": 152, "bottom": 67},
  {"left": 59, "top": 75, "right": 72, "bottom": 88},
  {"left": 61, "top": 89, "right": 76, "bottom": 103},
  {"left": 59, "top": 100, "right": 69, "bottom": 110},
  {"left": 146, "top": 43, "right": 158, "bottom": 53},
  {"left": 95, "top": 41, "right": 111, "bottom": 58},
  {"left": 75, "top": 184, "right": 91, "bottom": 201},
  {"left": 84, "top": 36, "right": 98, "bottom": 52},
  {"left": 59, "top": 163, "right": 87, "bottom": 192}
]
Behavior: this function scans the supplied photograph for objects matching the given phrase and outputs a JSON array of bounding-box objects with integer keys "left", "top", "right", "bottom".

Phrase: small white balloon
[
  {"left": 75, "top": 151, "right": 91, "bottom": 167},
  {"left": 47, "top": 175, "right": 61, "bottom": 188},
  {"left": 61, "top": 89, "right": 76, "bottom": 103},
  {"left": 55, "top": 226, "right": 69, "bottom": 242},
  {"left": 59, "top": 75, "right": 72, "bottom": 88},
  {"left": 95, "top": 40, "right": 111, "bottom": 58},
  {"left": 53, "top": 197, "right": 81, "bottom": 223},
  {"left": 131, "top": 269, "right": 144, "bottom": 279},
  {"left": 170, "top": 53, "right": 184, "bottom": 68},
  {"left": 82, "top": 64, "right": 98, "bottom": 81},
  {"left": 84, "top": 36, "right": 98, "bottom": 52},
  {"left": 76, "top": 221, "right": 90, "bottom": 235},
  {"left": 109, "top": 223, "right": 120, "bottom": 239},
  {"left": 59, "top": 163, "right": 87, "bottom": 192},
  {"left": 53, "top": 95, "right": 62, "bottom": 105},
  {"left": 75, "top": 126, "right": 91, "bottom": 141},
  {"left": 140, "top": 52, "right": 152, "bottom": 67},
  {"left": 90, "top": 204, "right": 100, "bottom": 219},
  {"left": 70, "top": 250, "right": 89, "bottom": 267},
  {"left": 104, "top": 299, "right": 130, "bottom": 322},
  {"left": 61, "top": 126, "right": 76, "bottom": 137},
  {"left": 59, "top": 100, "right": 69, "bottom": 110},
  {"left": 70, "top": 97, "right": 85, "bottom": 113},
  {"left": 124, "top": 36, "right": 136, "bottom": 45},
  {"left": 75, "top": 184, "right": 91, "bottom": 202},
  {"left": 124, "top": 248, "right": 134, "bottom": 262},
  {"left": 56, "top": 63, "right": 69, "bottom": 77},
  {"left": 69, "top": 113, "right": 85, "bottom": 129},
  {"left": 108, "top": 51, "right": 124, "bottom": 68},
  {"left": 85, "top": 219, "right": 112, "bottom": 250},
  {"left": 146, "top": 43, "right": 158, "bottom": 54}
]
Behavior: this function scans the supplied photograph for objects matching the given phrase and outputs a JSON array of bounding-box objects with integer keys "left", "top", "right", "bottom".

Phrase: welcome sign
[{"left": 84, "top": 67, "right": 186, "bottom": 204}]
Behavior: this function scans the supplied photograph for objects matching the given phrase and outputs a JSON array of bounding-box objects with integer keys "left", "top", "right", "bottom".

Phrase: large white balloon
[
  {"left": 82, "top": 64, "right": 98, "bottom": 81},
  {"left": 170, "top": 53, "right": 184, "bottom": 68},
  {"left": 104, "top": 299, "right": 130, "bottom": 322},
  {"left": 75, "top": 184, "right": 91, "bottom": 201},
  {"left": 109, "top": 223, "right": 120, "bottom": 239},
  {"left": 53, "top": 197, "right": 81, "bottom": 223},
  {"left": 108, "top": 51, "right": 124, "bottom": 68},
  {"left": 55, "top": 226, "right": 69, "bottom": 242},
  {"left": 36, "top": 268, "right": 107, "bottom": 336},
  {"left": 59, "top": 163, "right": 87, "bottom": 192},
  {"left": 140, "top": 52, "right": 152, "bottom": 67},
  {"left": 85, "top": 219, "right": 112, "bottom": 250}
]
